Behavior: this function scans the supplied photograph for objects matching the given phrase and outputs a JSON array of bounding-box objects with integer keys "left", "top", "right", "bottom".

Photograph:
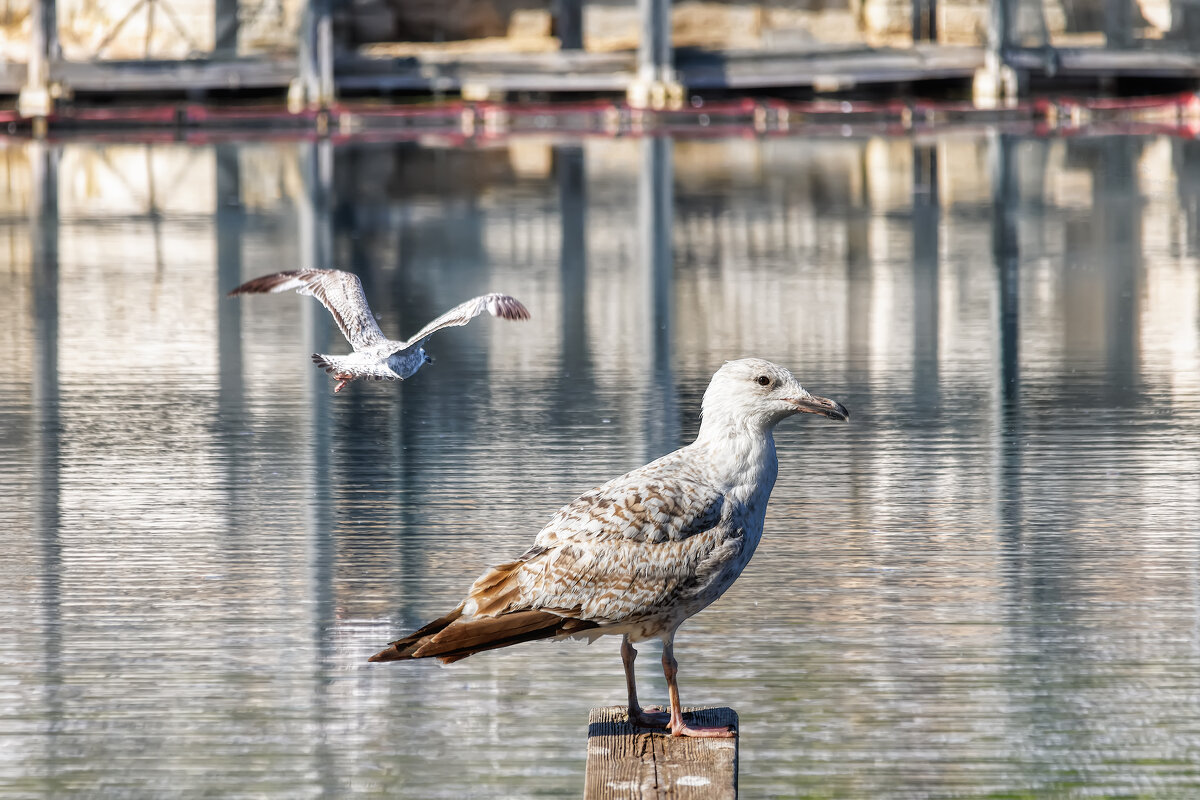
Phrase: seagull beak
[{"left": 790, "top": 394, "right": 850, "bottom": 421}]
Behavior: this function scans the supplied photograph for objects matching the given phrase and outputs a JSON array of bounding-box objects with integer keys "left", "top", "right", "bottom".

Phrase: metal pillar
[
  {"left": 1095, "top": 138, "right": 1141, "bottom": 395},
  {"left": 911, "top": 143, "right": 940, "bottom": 407},
  {"left": 628, "top": 0, "right": 683, "bottom": 109},
  {"left": 1170, "top": 0, "right": 1200, "bottom": 47},
  {"left": 214, "top": 0, "right": 239, "bottom": 58},
  {"left": 547, "top": 144, "right": 597, "bottom": 433},
  {"left": 639, "top": 136, "right": 677, "bottom": 459},
  {"left": 973, "top": 0, "right": 1024, "bottom": 107},
  {"left": 290, "top": 0, "right": 335, "bottom": 113},
  {"left": 990, "top": 132, "right": 1020, "bottom": 404},
  {"left": 216, "top": 144, "right": 245, "bottom": 443},
  {"left": 1103, "top": 0, "right": 1133, "bottom": 48},
  {"left": 557, "top": 145, "right": 590, "bottom": 375},
  {"left": 912, "top": 0, "right": 938, "bottom": 42},
  {"left": 298, "top": 136, "right": 338, "bottom": 796},
  {"left": 845, "top": 160, "right": 872, "bottom": 381},
  {"left": 29, "top": 140, "right": 64, "bottom": 776},
  {"left": 31, "top": 143, "right": 60, "bottom": 499},
  {"left": 989, "top": 132, "right": 1023, "bottom": 553},
  {"left": 554, "top": 0, "right": 584, "bottom": 50},
  {"left": 19, "top": 0, "right": 59, "bottom": 121}
]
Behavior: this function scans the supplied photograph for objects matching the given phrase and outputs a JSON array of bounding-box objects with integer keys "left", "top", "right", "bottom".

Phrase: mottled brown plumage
[{"left": 370, "top": 358, "right": 849, "bottom": 737}]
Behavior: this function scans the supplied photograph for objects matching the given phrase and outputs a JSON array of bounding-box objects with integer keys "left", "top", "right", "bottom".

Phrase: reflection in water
[{"left": 1, "top": 129, "right": 1200, "bottom": 797}]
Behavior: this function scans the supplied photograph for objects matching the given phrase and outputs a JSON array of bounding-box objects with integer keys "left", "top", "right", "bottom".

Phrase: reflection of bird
[
  {"left": 228, "top": 269, "right": 530, "bottom": 392},
  {"left": 370, "top": 358, "right": 849, "bottom": 738}
]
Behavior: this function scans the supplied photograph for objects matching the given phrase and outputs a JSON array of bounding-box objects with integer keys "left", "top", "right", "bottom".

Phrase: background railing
[{"left": 4, "top": 0, "right": 1200, "bottom": 117}]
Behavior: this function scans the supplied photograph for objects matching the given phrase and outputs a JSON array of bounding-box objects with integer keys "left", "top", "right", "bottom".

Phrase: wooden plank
[
  {"left": 1010, "top": 47, "right": 1200, "bottom": 76},
  {"left": 585, "top": 706, "right": 738, "bottom": 800},
  {"left": 53, "top": 58, "right": 298, "bottom": 92}
]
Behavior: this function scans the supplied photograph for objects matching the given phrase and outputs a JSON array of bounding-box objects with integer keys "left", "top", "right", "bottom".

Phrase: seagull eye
[{"left": 756, "top": 375, "right": 771, "bottom": 387}]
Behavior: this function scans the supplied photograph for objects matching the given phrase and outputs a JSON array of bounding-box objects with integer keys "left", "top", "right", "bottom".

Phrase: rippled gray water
[{"left": 2, "top": 131, "right": 1199, "bottom": 798}]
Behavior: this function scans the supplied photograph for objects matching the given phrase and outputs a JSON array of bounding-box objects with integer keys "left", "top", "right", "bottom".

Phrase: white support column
[
  {"left": 289, "top": 0, "right": 335, "bottom": 113},
  {"left": 973, "top": 0, "right": 1025, "bottom": 107},
  {"left": 628, "top": 0, "right": 683, "bottom": 110},
  {"left": 19, "top": 0, "right": 59, "bottom": 121}
]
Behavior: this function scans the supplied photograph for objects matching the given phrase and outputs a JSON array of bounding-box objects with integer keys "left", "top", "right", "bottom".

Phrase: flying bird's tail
[
  {"left": 312, "top": 353, "right": 349, "bottom": 375},
  {"left": 312, "top": 353, "right": 399, "bottom": 383},
  {"left": 368, "top": 604, "right": 598, "bottom": 665}
]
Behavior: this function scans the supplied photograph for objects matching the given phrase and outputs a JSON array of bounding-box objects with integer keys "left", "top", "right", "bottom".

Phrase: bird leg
[
  {"left": 332, "top": 373, "right": 354, "bottom": 393},
  {"left": 662, "top": 639, "right": 735, "bottom": 738},
  {"left": 622, "top": 636, "right": 669, "bottom": 728}
]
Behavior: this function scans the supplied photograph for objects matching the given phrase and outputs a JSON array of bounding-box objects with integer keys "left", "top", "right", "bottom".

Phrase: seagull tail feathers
[
  {"left": 312, "top": 353, "right": 351, "bottom": 375},
  {"left": 368, "top": 605, "right": 466, "bottom": 663},
  {"left": 368, "top": 606, "right": 598, "bottom": 665}
]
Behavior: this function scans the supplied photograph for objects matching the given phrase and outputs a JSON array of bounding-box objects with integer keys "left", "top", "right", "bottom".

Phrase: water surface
[{"left": 2, "top": 130, "right": 1199, "bottom": 797}]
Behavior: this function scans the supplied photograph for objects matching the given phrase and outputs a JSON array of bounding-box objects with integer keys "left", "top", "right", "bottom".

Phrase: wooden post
[
  {"left": 585, "top": 707, "right": 738, "bottom": 799},
  {"left": 19, "top": 0, "right": 58, "bottom": 120}
]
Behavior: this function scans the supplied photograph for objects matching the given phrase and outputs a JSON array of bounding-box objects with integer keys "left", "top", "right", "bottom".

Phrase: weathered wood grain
[{"left": 585, "top": 706, "right": 738, "bottom": 800}]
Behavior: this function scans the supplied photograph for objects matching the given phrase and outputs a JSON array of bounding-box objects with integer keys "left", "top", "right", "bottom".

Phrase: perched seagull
[
  {"left": 369, "top": 358, "right": 849, "bottom": 738},
  {"left": 227, "top": 269, "right": 530, "bottom": 392}
]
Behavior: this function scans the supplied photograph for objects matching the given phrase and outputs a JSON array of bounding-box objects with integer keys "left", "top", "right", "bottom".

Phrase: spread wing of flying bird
[{"left": 227, "top": 269, "right": 530, "bottom": 392}]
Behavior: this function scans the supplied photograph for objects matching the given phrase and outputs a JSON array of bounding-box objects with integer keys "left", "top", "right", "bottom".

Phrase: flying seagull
[
  {"left": 369, "top": 358, "right": 849, "bottom": 738},
  {"left": 227, "top": 269, "right": 530, "bottom": 392}
]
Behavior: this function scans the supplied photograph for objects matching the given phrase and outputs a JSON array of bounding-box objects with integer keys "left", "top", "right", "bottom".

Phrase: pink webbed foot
[
  {"left": 333, "top": 373, "right": 353, "bottom": 393},
  {"left": 669, "top": 719, "right": 737, "bottom": 738}
]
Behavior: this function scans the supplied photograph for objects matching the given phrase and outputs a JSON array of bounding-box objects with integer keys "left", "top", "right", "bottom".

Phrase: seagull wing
[
  {"left": 228, "top": 269, "right": 388, "bottom": 352},
  {"left": 508, "top": 460, "right": 729, "bottom": 624},
  {"left": 391, "top": 293, "right": 531, "bottom": 354},
  {"left": 369, "top": 450, "right": 731, "bottom": 664}
]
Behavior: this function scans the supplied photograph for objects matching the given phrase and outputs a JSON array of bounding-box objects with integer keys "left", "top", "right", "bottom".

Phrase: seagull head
[
  {"left": 398, "top": 347, "right": 434, "bottom": 380},
  {"left": 700, "top": 358, "right": 849, "bottom": 435}
]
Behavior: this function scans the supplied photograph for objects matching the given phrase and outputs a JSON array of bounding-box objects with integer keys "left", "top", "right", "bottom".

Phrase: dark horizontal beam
[
  {"left": 1008, "top": 47, "right": 1200, "bottom": 77},
  {"left": 0, "top": 58, "right": 299, "bottom": 94},
  {"left": 3, "top": 45, "right": 1200, "bottom": 99}
]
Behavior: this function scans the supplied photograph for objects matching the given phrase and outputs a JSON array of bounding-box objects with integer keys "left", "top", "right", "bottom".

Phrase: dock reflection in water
[{"left": 1, "top": 129, "right": 1199, "bottom": 797}]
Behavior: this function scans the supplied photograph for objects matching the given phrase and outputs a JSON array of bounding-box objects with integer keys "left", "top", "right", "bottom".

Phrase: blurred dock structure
[{"left": 3, "top": 0, "right": 1200, "bottom": 127}]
